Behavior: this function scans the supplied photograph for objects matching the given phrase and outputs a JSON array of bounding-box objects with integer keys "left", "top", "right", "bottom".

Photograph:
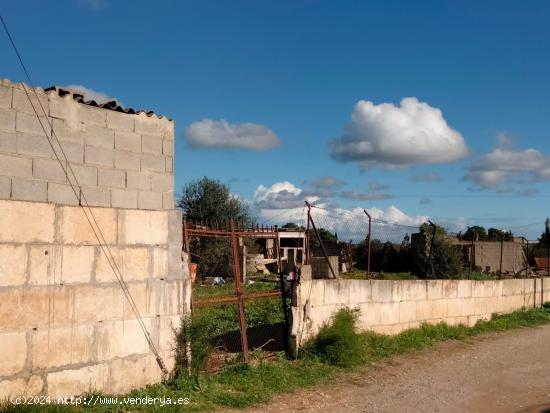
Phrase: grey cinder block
[
  {"left": 54, "top": 140, "right": 84, "bottom": 164},
  {"left": 141, "top": 153, "right": 164, "bottom": 173},
  {"left": 150, "top": 173, "right": 173, "bottom": 192},
  {"left": 142, "top": 134, "right": 163, "bottom": 154},
  {"left": 68, "top": 163, "right": 98, "bottom": 187},
  {"left": 80, "top": 186, "right": 110, "bottom": 207},
  {"left": 126, "top": 170, "right": 151, "bottom": 191},
  {"left": 165, "top": 156, "right": 173, "bottom": 173},
  {"left": 85, "top": 125, "right": 115, "bottom": 149},
  {"left": 114, "top": 150, "right": 140, "bottom": 171},
  {"left": 163, "top": 192, "right": 174, "bottom": 210},
  {"left": 12, "top": 88, "right": 49, "bottom": 115},
  {"left": 78, "top": 105, "right": 107, "bottom": 127},
  {"left": 162, "top": 139, "right": 173, "bottom": 156},
  {"left": 15, "top": 112, "right": 50, "bottom": 136},
  {"left": 98, "top": 168, "right": 125, "bottom": 189},
  {"left": 0, "top": 153, "right": 32, "bottom": 178},
  {"left": 85, "top": 145, "right": 114, "bottom": 167},
  {"left": 138, "top": 191, "right": 162, "bottom": 210},
  {"left": 0, "top": 176, "right": 11, "bottom": 199},
  {"left": 0, "top": 130, "right": 16, "bottom": 153},
  {"left": 0, "top": 108, "right": 16, "bottom": 132},
  {"left": 106, "top": 111, "right": 134, "bottom": 132},
  {"left": 11, "top": 177, "right": 48, "bottom": 202},
  {"left": 48, "top": 182, "right": 79, "bottom": 206},
  {"left": 115, "top": 130, "right": 141, "bottom": 153},
  {"left": 111, "top": 188, "right": 138, "bottom": 209},
  {"left": 33, "top": 158, "right": 67, "bottom": 183},
  {"left": 17, "top": 132, "right": 55, "bottom": 159},
  {"left": 51, "top": 118, "right": 85, "bottom": 145},
  {"left": 0, "top": 85, "right": 12, "bottom": 109}
]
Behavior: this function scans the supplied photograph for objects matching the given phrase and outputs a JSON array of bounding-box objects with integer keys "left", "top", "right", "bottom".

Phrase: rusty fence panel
[{"left": 183, "top": 220, "right": 288, "bottom": 369}]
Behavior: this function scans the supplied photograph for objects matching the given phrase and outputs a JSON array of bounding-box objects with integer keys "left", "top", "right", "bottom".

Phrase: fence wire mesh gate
[
  {"left": 304, "top": 203, "right": 548, "bottom": 280},
  {"left": 183, "top": 220, "right": 290, "bottom": 370}
]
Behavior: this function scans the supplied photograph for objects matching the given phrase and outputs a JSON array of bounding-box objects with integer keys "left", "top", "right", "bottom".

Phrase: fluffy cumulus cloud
[
  {"left": 465, "top": 135, "right": 550, "bottom": 191},
  {"left": 65, "top": 85, "right": 112, "bottom": 103},
  {"left": 330, "top": 97, "right": 468, "bottom": 169},
  {"left": 253, "top": 181, "right": 319, "bottom": 210},
  {"left": 252, "top": 181, "right": 427, "bottom": 239},
  {"left": 185, "top": 119, "right": 281, "bottom": 150}
]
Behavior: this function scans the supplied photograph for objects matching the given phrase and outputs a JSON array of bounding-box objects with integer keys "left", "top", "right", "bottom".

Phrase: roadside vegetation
[{"left": 4, "top": 305, "right": 550, "bottom": 413}]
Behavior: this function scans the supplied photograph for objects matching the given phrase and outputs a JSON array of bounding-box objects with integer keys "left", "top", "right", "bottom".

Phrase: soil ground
[{"left": 228, "top": 324, "right": 550, "bottom": 413}]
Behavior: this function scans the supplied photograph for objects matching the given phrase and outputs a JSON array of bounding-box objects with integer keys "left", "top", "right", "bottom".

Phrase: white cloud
[
  {"left": 185, "top": 119, "right": 281, "bottom": 151},
  {"left": 252, "top": 181, "right": 428, "bottom": 241},
  {"left": 330, "top": 97, "right": 468, "bottom": 169},
  {"left": 65, "top": 84, "right": 113, "bottom": 103},
  {"left": 465, "top": 135, "right": 550, "bottom": 190}
]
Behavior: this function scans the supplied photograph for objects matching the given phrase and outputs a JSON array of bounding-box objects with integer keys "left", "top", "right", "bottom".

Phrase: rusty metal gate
[{"left": 183, "top": 220, "right": 290, "bottom": 368}]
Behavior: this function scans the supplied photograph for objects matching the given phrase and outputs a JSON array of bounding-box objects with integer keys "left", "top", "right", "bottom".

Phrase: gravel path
[{"left": 229, "top": 325, "right": 550, "bottom": 413}]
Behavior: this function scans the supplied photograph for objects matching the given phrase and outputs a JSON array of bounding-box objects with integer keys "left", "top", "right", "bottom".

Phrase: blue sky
[{"left": 2, "top": 0, "right": 550, "bottom": 238}]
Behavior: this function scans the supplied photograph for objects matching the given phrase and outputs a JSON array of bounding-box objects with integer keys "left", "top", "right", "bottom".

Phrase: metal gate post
[
  {"left": 230, "top": 219, "right": 250, "bottom": 363},
  {"left": 363, "top": 210, "right": 372, "bottom": 278}
]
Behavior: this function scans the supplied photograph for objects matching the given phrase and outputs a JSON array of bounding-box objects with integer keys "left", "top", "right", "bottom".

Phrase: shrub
[
  {"left": 175, "top": 315, "right": 214, "bottom": 384},
  {"left": 301, "top": 308, "right": 366, "bottom": 368}
]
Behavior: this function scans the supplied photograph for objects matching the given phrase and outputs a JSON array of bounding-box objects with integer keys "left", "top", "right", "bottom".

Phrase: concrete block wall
[
  {"left": 290, "top": 276, "right": 550, "bottom": 350},
  {"left": 0, "top": 79, "right": 175, "bottom": 210},
  {"left": 0, "top": 200, "right": 190, "bottom": 397},
  {"left": 0, "top": 79, "right": 189, "bottom": 399}
]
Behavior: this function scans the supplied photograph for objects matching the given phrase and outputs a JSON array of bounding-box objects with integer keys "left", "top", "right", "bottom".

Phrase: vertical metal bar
[
  {"left": 182, "top": 220, "right": 189, "bottom": 253},
  {"left": 305, "top": 202, "right": 311, "bottom": 265},
  {"left": 274, "top": 225, "right": 282, "bottom": 274},
  {"left": 523, "top": 238, "right": 529, "bottom": 278},
  {"left": 230, "top": 219, "right": 249, "bottom": 363},
  {"left": 427, "top": 221, "right": 437, "bottom": 278},
  {"left": 499, "top": 233, "right": 504, "bottom": 278},
  {"left": 468, "top": 237, "right": 474, "bottom": 278},
  {"left": 306, "top": 201, "right": 337, "bottom": 279},
  {"left": 364, "top": 210, "right": 372, "bottom": 278},
  {"left": 279, "top": 271, "right": 290, "bottom": 358}
]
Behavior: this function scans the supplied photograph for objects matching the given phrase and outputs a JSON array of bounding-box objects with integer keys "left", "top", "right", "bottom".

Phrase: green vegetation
[{"left": 4, "top": 306, "right": 550, "bottom": 413}]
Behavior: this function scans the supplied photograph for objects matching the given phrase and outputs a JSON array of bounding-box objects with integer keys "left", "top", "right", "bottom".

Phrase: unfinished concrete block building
[{"left": 0, "top": 79, "right": 190, "bottom": 397}]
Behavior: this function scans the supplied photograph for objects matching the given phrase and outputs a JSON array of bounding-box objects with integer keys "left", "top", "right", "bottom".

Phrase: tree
[
  {"left": 539, "top": 218, "right": 550, "bottom": 246},
  {"left": 462, "top": 225, "right": 488, "bottom": 241},
  {"left": 177, "top": 177, "right": 253, "bottom": 280},
  {"left": 487, "top": 228, "right": 513, "bottom": 241},
  {"left": 282, "top": 222, "right": 300, "bottom": 229},
  {"left": 178, "top": 177, "right": 251, "bottom": 224}
]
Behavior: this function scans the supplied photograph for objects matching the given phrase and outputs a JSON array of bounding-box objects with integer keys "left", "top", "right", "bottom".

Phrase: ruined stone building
[{"left": 0, "top": 79, "right": 190, "bottom": 397}]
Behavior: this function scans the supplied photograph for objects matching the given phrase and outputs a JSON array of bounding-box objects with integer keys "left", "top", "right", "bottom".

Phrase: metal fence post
[
  {"left": 468, "top": 237, "right": 474, "bottom": 279},
  {"left": 523, "top": 238, "right": 529, "bottom": 278},
  {"left": 230, "top": 219, "right": 249, "bottom": 363},
  {"left": 427, "top": 221, "right": 437, "bottom": 278},
  {"left": 499, "top": 233, "right": 504, "bottom": 278},
  {"left": 363, "top": 210, "right": 372, "bottom": 278}
]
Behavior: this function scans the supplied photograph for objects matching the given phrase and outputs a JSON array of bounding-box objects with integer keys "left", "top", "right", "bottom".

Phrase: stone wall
[
  {"left": 0, "top": 79, "right": 174, "bottom": 210},
  {"left": 290, "top": 271, "right": 550, "bottom": 350},
  {"left": 0, "top": 80, "right": 189, "bottom": 398}
]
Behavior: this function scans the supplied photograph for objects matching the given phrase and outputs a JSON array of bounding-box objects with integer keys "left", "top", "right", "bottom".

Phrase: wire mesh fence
[{"left": 304, "top": 204, "right": 541, "bottom": 279}]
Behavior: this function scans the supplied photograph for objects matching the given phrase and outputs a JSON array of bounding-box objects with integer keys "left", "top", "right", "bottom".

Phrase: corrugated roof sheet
[{"left": 44, "top": 86, "right": 170, "bottom": 120}]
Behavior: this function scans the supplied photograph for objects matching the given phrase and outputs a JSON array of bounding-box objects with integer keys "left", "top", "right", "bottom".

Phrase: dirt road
[{"left": 234, "top": 325, "right": 550, "bottom": 413}]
